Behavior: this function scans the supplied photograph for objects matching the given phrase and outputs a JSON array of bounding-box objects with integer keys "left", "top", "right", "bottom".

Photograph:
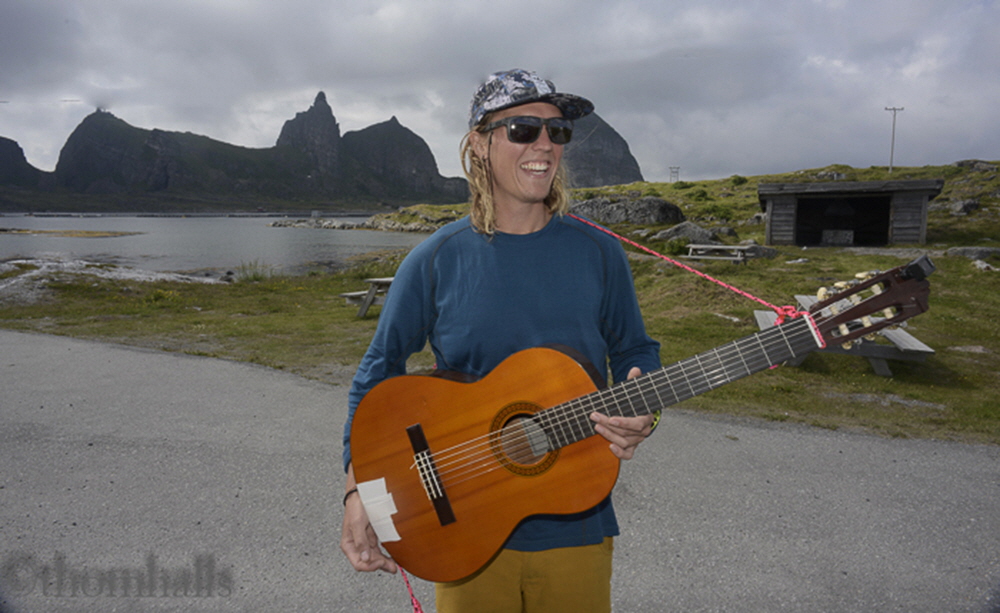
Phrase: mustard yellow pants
[{"left": 435, "top": 538, "right": 613, "bottom": 613}]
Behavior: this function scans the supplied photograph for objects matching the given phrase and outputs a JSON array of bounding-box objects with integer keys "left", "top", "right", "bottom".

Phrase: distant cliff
[
  {"left": 44, "top": 93, "right": 467, "bottom": 206},
  {"left": 340, "top": 116, "right": 467, "bottom": 201},
  {"left": 52, "top": 110, "right": 318, "bottom": 197},
  {"left": 0, "top": 137, "right": 42, "bottom": 188},
  {"left": 564, "top": 113, "right": 644, "bottom": 187},
  {"left": 1, "top": 93, "right": 642, "bottom": 211}
]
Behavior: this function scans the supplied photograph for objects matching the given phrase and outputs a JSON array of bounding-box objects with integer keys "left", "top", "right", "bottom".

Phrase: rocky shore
[
  {"left": 0, "top": 257, "right": 222, "bottom": 306},
  {"left": 269, "top": 215, "right": 440, "bottom": 233}
]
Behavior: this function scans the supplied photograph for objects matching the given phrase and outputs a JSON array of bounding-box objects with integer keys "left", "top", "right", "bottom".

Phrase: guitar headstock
[{"left": 809, "top": 255, "right": 935, "bottom": 347}]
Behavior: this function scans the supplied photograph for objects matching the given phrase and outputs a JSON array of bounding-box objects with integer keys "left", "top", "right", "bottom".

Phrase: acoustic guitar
[{"left": 349, "top": 256, "right": 935, "bottom": 582}]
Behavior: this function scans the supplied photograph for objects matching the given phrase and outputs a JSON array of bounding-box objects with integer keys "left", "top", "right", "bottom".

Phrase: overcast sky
[{"left": 1, "top": 0, "right": 997, "bottom": 182}]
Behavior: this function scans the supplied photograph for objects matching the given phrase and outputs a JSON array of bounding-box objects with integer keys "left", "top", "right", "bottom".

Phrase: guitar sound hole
[{"left": 499, "top": 415, "right": 551, "bottom": 465}]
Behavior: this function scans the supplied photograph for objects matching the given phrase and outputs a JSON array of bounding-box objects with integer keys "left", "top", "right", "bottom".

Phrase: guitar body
[{"left": 350, "top": 346, "right": 620, "bottom": 583}]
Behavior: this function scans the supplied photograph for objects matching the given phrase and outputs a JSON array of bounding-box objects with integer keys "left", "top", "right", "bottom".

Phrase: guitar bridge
[{"left": 406, "top": 424, "right": 456, "bottom": 526}]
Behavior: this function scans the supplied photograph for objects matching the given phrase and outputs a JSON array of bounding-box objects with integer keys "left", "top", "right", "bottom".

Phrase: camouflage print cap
[{"left": 468, "top": 69, "right": 594, "bottom": 129}]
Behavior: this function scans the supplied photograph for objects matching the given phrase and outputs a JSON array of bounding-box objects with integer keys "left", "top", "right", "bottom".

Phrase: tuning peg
[
  {"left": 846, "top": 291, "right": 878, "bottom": 335},
  {"left": 822, "top": 292, "right": 855, "bottom": 348},
  {"left": 864, "top": 280, "right": 897, "bottom": 320}
]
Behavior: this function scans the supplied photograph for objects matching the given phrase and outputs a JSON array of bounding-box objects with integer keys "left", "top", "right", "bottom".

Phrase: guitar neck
[{"left": 536, "top": 316, "right": 823, "bottom": 449}]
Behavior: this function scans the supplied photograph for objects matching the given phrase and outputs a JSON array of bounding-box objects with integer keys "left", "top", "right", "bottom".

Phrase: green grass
[
  {"left": 629, "top": 250, "right": 999, "bottom": 443},
  {"left": 234, "top": 259, "right": 275, "bottom": 282},
  {"left": 2, "top": 162, "right": 998, "bottom": 444},
  {"left": 0, "top": 249, "right": 435, "bottom": 382}
]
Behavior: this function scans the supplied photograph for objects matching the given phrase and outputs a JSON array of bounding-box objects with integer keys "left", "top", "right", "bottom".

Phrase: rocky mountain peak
[
  {"left": 341, "top": 115, "right": 465, "bottom": 199},
  {"left": 564, "top": 113, "right": 643, "bottom": 188},
  {"left": 276, "top": 91, "right": 341, "bottom": 177},
  {"left": 54, "top": 110, "right": 146, "bottom": 192}
]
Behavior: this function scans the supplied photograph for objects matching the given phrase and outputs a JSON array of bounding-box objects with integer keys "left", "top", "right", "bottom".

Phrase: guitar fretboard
[{"left": 535, "top": 316, "right": 821, "bottom": 450}]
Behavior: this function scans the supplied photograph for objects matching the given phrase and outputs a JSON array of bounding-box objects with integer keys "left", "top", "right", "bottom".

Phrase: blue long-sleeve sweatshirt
[{"left": 343, "top": 213, "right": 661, "bottom": 552}]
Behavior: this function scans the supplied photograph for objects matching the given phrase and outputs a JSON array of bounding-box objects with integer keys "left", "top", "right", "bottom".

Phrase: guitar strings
[
  {"left": 428, "top": 316, "right": 824, "bottom": 486},
  {"left": 433, "top": 328, "right": 822, "bottom": 489},
  {"left": 468, "top": 301, "right": 875, "bottom": 474},
  {"left": 447, "top": 290, "right": 899, "bottom": 488},
  {"left": 436, "top": 318, "right": 819, "bottom": 472},
  {"left": 421, "top": 315, "right": 829, "bottom": 490}
]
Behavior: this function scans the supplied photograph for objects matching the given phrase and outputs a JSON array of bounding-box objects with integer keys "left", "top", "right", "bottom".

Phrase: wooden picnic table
[
  {"left": 753, "top": 294, "right": 935, "bottom": 376},
  {"left": 684, "top": 244, "right": 756, "bottom": 264},
  {"left": 339, "top": 277, "right": 393, "bottom": 317}
]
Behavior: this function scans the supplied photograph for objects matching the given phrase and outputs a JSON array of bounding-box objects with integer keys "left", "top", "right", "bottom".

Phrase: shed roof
[{"left": 758, "top": 180, "right": 944, "bottom": 210}]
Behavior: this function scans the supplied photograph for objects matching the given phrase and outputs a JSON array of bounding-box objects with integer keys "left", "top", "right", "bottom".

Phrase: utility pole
[{"left": 885, "top": 107, "right": 903, "bottom": 174}]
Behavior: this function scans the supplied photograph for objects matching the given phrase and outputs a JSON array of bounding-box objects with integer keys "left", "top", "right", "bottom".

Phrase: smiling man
[{"left": 340, "top": 69, "right": 662, "bottom": 613}]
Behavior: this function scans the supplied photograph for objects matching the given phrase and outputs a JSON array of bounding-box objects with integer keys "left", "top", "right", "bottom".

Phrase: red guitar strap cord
[
  {"left": 568, "top": 214, "right": 806, "bottom": 324},
  {"left": 400, "top": 568, "right": 425, "bottom": 613}
]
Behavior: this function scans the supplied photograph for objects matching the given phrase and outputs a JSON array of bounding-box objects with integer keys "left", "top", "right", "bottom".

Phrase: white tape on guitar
[{"left": 356, "top": 478, "right": 401, "bottom": 542}]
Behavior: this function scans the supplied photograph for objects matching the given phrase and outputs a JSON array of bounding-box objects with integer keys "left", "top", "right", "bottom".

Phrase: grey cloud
[{"left": 0, "top": 0, "right": 996, "bottom": 181}]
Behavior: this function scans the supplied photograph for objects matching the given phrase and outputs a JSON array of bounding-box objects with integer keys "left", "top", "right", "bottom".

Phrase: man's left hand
[{"left": 590, "top": 367, "right": 654, "bottom": 460}]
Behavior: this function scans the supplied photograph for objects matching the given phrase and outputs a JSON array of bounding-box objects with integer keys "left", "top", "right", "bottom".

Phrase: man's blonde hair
[{"left": 460, "top": 122, "right": 571, "bottom": 235}]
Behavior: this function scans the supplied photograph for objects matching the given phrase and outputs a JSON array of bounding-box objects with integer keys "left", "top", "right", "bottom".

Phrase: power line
[{"left": 885, "top": 107, "right": 904, "bottom": 174}]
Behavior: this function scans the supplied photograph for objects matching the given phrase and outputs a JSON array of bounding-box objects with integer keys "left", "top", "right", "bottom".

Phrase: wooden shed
[{"left": 758, "top": 180, "right": 943, "bottom": 246}]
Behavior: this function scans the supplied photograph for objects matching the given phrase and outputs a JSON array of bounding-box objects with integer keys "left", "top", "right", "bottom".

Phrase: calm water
[{"left": 0, "top": 215, "right": 428, "bottom": 276}]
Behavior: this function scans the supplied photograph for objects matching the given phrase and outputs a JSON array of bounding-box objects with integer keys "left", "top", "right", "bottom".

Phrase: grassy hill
[
  {"left": 573, "top": 161, "right": 1000, "bottom": 245},
  {"left": 2, "top": 162, "right": 998, "bottom": 444}
]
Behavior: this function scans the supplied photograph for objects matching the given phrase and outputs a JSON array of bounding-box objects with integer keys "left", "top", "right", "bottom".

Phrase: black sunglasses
[{"left": 482, "top": 116, "right": 574, "bottom": 145}]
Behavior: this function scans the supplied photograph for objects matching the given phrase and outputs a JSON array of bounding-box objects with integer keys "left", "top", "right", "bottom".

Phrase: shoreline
[
  {"left": 0, "top": 256, "right": 225, "bottom": 306},
  {"left": 268, "top": 216, "right": 439, "bottom": 233},
  {"left": 0, "top": 210, "right": 374, "bottom": 219}
]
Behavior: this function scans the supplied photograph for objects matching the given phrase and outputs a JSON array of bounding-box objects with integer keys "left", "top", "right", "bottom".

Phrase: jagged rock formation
[
  {"left": 570, "top": 196, "right": 684, "bottom": 226},
  {"left": 564, "top": 113, "right": 643, "bottom": 188},
  {"left": 52, "top": 110, "right": 315, "bottom": 196},
  {"left": 28, "top": 93, "right": 468, "bottom": 206},
  {"left": 650, "top": 220, "right": 717, "bottom": 243},
  {"left": 0, "top": 137, "right": 42, "bottom": 187},
  {"left": 953, "top": 159, "right": 998, "bottom": 172},
  {"left": 0, "top": 92, "right": 645, "bottom": 209},
  {"left": 275, "top": 91, "right": 341, "bottom": 182}
]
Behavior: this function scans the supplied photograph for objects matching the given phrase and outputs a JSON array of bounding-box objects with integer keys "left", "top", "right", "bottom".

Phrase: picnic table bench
[
  {"left": 684, "top": 244, "right": 757, "bottom": 264},
  {"left": 339, "top": 277, "right": 393, "bottom": 317},
  {"left": 753, "top": 294, "right": 934, "bottom": 377}
]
